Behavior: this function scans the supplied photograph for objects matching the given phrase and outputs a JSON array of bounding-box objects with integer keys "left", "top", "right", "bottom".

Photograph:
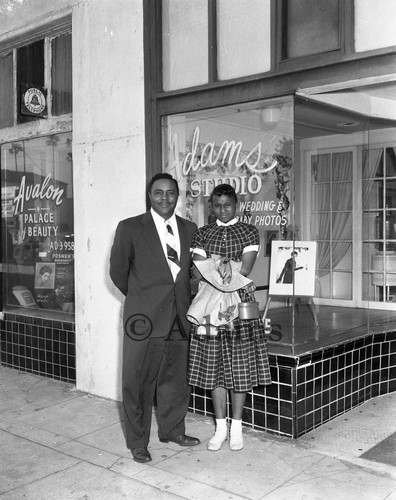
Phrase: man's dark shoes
[
  {"left": 131, "top": 447, "right": 152, "bottom": 463},
  {"left": 159, "top": 434, "right": 200, "bottom": 447}
]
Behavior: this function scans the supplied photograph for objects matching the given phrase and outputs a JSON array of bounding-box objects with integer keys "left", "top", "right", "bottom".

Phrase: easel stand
[{"left": 263, "top": 295, "right": 318, "bottom": 327}]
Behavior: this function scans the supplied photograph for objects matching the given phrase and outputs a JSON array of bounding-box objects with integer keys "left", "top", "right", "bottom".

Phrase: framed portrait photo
[
  {"left": 35, "top": 262, "right": 56, "bottom": 289},
  {"left": 269, "top": 241, "right": 317, "bottom": 296}
]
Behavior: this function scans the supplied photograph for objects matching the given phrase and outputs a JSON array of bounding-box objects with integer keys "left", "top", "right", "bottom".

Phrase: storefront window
[
  {"left": 162, "top": 94, "right": 396, "bottom": 352},
  {"left": 1, "top": 132, "right": 74, "bottom": 316},
  {"left": 162, "top": 97, "right": 300, "bottom": 346}
]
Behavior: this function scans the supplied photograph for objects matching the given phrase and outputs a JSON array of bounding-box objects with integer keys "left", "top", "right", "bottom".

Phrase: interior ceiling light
[
  {"left": 338, "top": 122, "right": 358, "bottom": 127},
  {"left": 261, "top": 107, "right": 281, "bottom": 124}
]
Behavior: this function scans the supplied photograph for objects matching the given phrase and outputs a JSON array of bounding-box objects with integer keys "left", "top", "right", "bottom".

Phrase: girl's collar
[{"left": 216, "top": 217, "right": 238, "bottom": 227}]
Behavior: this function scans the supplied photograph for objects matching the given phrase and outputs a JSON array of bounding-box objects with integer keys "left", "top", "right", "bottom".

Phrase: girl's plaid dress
[{"left": 188, "top": 220, "right": 272, "bottom": 392}]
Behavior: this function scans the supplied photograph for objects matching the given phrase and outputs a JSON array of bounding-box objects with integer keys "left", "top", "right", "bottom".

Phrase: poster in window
[{"left": 269, "top": 241, "right": 317, "bottom": 296}]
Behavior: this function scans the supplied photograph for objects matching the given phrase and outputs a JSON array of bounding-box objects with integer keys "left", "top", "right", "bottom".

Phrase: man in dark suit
[{"left": 110, "top": 173, "right": 200, "bottom": 463}]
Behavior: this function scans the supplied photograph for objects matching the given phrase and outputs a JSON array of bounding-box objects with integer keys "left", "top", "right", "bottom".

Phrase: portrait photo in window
[
  {"left": 35, "top": 263, "right": 55, "bottom": 289},
  {"left": 269, "top": 241, "right": 317, "bottom": 296}
]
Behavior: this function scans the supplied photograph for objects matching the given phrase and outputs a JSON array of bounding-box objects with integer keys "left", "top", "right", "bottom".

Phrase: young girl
[{"left": 188, "top": 184, "right": 272, "bottom": 451}]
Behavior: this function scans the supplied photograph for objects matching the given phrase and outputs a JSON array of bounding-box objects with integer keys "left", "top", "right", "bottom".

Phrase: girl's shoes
[
  {"left": 207, "top": 418, "right": 227, "bottom": 451},
  {"left": 207, "top": 418, "right": 244, "bottom": 451},
  {"left": 229, "top": 419, "right": 244, "bottom": 451}
]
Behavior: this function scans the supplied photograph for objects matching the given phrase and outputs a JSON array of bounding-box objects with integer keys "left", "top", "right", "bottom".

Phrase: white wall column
[{"left": 72, "top": 0, "right": 146, "bottom": 399}]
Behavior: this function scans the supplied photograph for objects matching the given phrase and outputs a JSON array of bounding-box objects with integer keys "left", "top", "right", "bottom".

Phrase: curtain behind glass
[
  {"left": 51, "top": 33, "right": 72, "bottom": 116},
  {"left": 313, "top": 152, "right": 353, "bottom": 281},
  {"left": 0, "top": 53, "right": 13, "bottom": 128}
]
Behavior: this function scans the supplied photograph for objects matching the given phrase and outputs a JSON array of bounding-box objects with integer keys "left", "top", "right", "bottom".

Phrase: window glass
[
  {"left": 17, "top": 39, "right": 45, "bottom": 124},
  {"left": 1, "top": 30, "right": 71, "bottom": 129},
  {"left": 162, "top": 98, "right": 301, "bottom": 346},
  {"left": 1, "top": 132, "right": 74, "bottom": 316},
  {"left": 355, "top": 0, "right": 396, "bottom": 52},
  {"left": 0, "top": 53, "right": 13, "bottom": 128},
  {"left": 363, "top": 147, "right": 396, "bottom": 303},
  {"left": 162, "top": 0, "right": 208, "bottom": 91},
  {"left": 217, "top": 0, "right": 271, "bottom": 79},
  {"left": 161, "top": 96, "right": 396, "bottom": 349},
  {"left": 282, "top": 0, "right": 340, "bottom": 60},
  {"left": 52, "top": 33, "right": 72, "bottom": 116}
]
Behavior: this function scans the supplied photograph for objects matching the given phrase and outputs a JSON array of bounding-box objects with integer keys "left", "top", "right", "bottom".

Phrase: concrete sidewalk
[{"left": 0, "top": 365, "right": 395, "bottom": 500}]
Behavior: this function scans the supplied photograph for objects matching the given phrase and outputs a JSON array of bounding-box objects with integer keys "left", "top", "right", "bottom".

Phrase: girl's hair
[{"left": 209, "top": 183, "right": 237, "bottom": 203}]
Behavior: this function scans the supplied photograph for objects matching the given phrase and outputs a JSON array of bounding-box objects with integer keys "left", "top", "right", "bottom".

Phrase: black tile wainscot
[
  {"left": 189, "top": 331, "right": 396, "bottom": 438},
  {"left": 0, "top": 312, "right": 75, "bottom": 383}
]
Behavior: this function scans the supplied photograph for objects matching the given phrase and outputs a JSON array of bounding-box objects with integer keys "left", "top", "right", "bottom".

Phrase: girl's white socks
[
  {"left": 207, "top": 418, "right": 228, "bottom": 451},
  {"left": 229, "top": 419, "right": 244, "bottom": 451}
]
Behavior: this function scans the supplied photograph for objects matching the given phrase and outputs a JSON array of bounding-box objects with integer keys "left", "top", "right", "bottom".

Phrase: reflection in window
[{"left": 1, "top": 132, "right": 74, "bottom": 315}]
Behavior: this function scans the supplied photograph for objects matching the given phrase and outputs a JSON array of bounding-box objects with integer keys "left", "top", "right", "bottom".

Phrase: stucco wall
[
  {"left": 72, "top": 0, "right": 146, "bottom": 400},
  {"left": 0, "top": 0, "right": 77, "bottom": 34}
]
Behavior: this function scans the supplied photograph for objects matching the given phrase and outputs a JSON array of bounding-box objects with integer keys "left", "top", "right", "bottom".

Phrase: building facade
[{"left": 1, "top": 0, "right": 396, "bottom": 437}]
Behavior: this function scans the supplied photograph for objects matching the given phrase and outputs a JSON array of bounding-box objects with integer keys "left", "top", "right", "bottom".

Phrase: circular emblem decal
[
  {"left": 125, "top": 314, "right": 152, "bottom": 341},
  {"left": 24, "top": 88, "right": 46, "bottom": 114}
]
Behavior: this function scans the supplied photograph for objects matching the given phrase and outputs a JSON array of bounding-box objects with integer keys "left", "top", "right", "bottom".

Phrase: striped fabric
[{"left": 165, "top": 221, "right": 180, "bottom": 277}]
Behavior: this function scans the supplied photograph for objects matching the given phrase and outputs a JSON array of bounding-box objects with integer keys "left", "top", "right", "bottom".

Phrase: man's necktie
[{"left": 165, "top": 221, "right": 180, "bottom": 277}]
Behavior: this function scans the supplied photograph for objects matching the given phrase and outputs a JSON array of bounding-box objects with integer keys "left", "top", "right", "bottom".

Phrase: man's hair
[
  {"left": 40, "top": 265, "right": 52, "bottom": 275},
  {"left": 209, "top": 183, "right": 238, "bottom": 203},
  {"left": 147, "top": 173, "right": 179, "bottom": 195}
]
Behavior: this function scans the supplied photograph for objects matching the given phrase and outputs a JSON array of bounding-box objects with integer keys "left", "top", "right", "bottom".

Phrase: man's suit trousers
[{"left": 122, "top": 326, "right": 190, "bottom": 450}]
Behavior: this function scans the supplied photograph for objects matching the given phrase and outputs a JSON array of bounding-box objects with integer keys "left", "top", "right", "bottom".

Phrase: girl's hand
[
  {"left": 244, "top": 282, "right": 256, "bottom": 294},
  {"left": 190, "top": 264, "right": 202, "bottom": 282}
]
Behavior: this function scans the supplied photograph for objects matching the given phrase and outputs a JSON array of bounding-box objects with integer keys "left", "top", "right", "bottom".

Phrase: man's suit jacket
[{"left": 110, "top": 211, "right": 198, "bottom": 337}]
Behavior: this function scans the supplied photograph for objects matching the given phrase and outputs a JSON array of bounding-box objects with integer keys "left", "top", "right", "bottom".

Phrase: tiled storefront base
[
  {"left": 1, "top": 311, "right": 395, "bottom": 438},
  {"left": 190, "top": 330, "right": 396, "bottom": 438},
  {"left": 0, "top": 312, "right": 75, "bottom": 383}
]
